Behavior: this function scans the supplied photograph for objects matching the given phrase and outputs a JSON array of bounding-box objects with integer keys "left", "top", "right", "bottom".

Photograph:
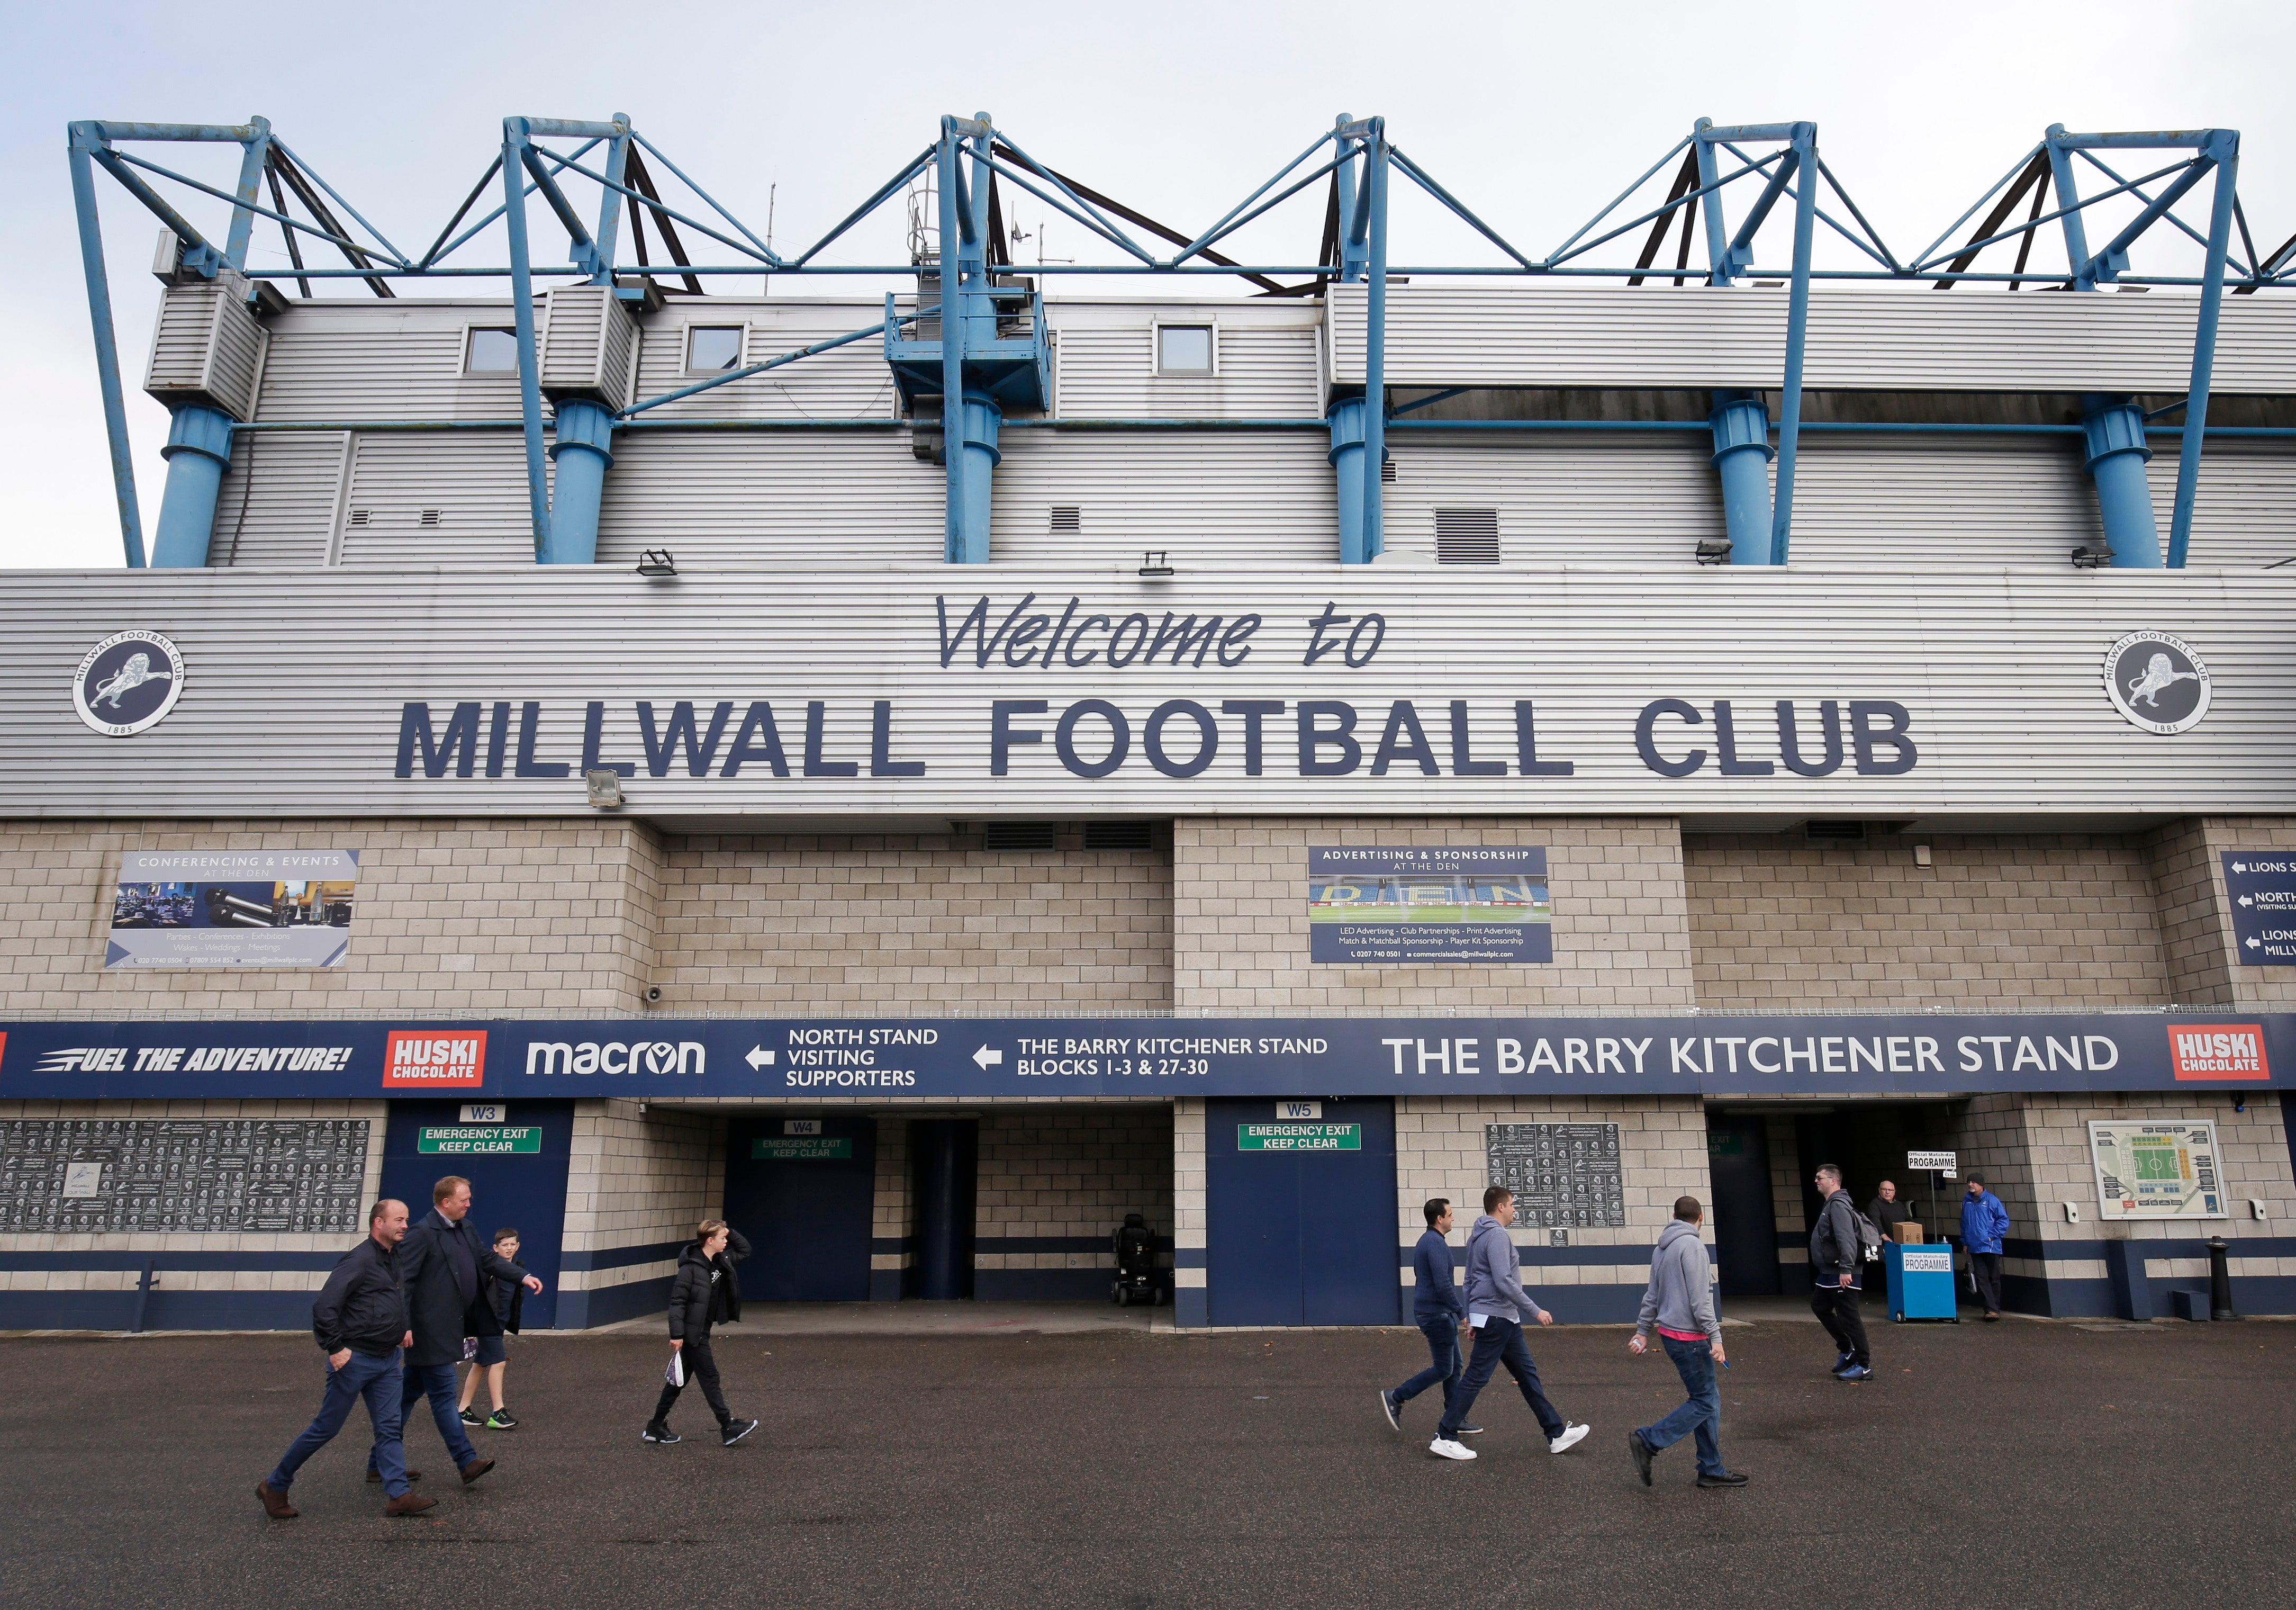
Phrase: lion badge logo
[
  {"left": 2102, "top": 632, "right": 2209, "bottom": 735},
  {"left": 72, "top": 631, "right": 187, "bottom": 737}
]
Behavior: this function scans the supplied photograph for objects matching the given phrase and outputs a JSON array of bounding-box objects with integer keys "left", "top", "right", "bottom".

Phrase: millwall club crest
[
  {"left": 2102, "top": 630, "right": 2209, "bottom": 735},
  {"left": 72, "top": 631, "right": 186, "bottom": 737}
]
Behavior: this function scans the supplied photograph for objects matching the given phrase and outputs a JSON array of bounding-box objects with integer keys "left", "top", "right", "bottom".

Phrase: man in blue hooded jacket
[
  {"left": 1960, "top": 1173, "right": 2012, "bottom": 1320},
  {"left": 1381, "top": 1197, "right": 1477, "bottom": 1436},
  {"left": 1430, "top": 1186, "right": 1590, "bottom": 1462}
]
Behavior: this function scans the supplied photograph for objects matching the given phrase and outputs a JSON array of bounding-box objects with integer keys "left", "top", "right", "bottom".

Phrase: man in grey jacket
[
  {"left": 1430, "top": 1186, "right": 1591, "bottom": 1462},
  {"left": 1626, "top": 1196, "right": 1746, "bottom": 1488}
]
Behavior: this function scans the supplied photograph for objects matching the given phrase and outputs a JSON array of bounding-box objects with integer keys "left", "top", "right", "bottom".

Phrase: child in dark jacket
[
  {"left": 458, "top": 1226, "right": 526, "bottom": 1431},
  {"left": 643, "top": 1220, "right": 758, "bottom": 1448}
]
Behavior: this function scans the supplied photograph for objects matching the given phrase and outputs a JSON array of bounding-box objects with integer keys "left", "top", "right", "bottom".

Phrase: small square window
[
  {"left": 1156, "top": 324, "right": 1213, "bottom": 375},
  {"left": 686, "top": 326, "right": 745, "bottom": 372},
  {"left": 465, "top": 327, "right": 518, "bottom": 374}
]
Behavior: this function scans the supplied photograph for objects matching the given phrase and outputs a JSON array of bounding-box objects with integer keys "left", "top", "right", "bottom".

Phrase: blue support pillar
[
  {"left": 952, "top": 390, "right": 1001, "bottom": 564},
  {"left": 1328, "top": 393, "right": 1371, "bottom": 563},
  {"left": 1694, "top": 118, "right": 1730, "bottom": 284},
  {"left": 1770, "top": 123, "right": 1818, "bottom": 565},
  {"left": 151, "top": 404, "right": 233, "bottom": 567},
  {"left": 543, "top": 399, "right": 614, "bottom": 564},
  {"left": 2081, "top": 398, "right": 2161, "bottom": 568},
  {"left": 2167, "top": 132, "right": 2239, "bottom": 570},
  {"left": 67, "top": 128, "right": 147, "bottom": 567},
  {"left": 1708, "top": 391, "right": 1774, "bottom": 563},
  {"left": 501, "top": 119, "right": 552, "bottom": 559},
  {"left": 1359, "top": 125, "right": 1388, "bottom": 563}
]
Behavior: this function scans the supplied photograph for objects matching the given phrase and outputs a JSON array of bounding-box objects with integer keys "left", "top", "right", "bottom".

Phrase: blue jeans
[
  {"left": 1391, "top": 1314, "right": 1464, "bottom": 1413},
  {"left": 378, "top": 1360, "right": 478, "bottom": 1472},
  {"left": 1637, "top": 1334, "right": 1725, "bottom": 1477},
  {"left": 270, "top": 1348, "right": 408, "bottom": 1497},
  {"left": 1439, "top": 1316, "right": 1566, "bottom": 1441}
]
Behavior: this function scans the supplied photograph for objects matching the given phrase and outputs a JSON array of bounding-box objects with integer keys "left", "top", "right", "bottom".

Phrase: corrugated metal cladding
[
  {"left": 209, "top": 430, "right": 345, "bottom": 568},
  {"left": 338, "top": 436, "right": 544, "bottom": 566},
  {"left": 4, "top": 569, "right": 2292, "bottom": 817},
  {"left": 143, "top": 281, "right": 267, "bottom": 420},
  {"left": 247, "top": 301, "right": 527, "bottom": 421},
  {"left": 1050, "top": 304, "right": 1323, "bottom": 417},
  {"left": 538, "top": 286, "right": 638, "bottom": 411},
  {"left": 1327, "top": 284, "right": 2296, "bottom": 391},
  {"left": 625, "top": 303, "right": 898, "bottom": 420}
]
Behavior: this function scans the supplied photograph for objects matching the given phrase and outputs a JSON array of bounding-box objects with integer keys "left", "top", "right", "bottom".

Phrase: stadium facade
[{"left": 4, "top": 112, "right": 2293, "bottom": 1332}]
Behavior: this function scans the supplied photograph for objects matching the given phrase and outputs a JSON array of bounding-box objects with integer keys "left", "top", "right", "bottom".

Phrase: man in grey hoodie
[
  {"left": 1626, "top": 1196, "right": 1746, "bottom": 1488},
  {"left": 1430, "top": 1185, "right": 1591, "bottom": 1461}
]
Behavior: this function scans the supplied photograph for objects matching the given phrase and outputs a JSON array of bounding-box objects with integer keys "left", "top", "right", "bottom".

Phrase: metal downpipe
[
  {"left": 2081, "top": 398, "right": 2161, "bottom": 568},
  {"left": 1708, "top": 392, "right": 1775, "bottom": 564},
  {"left": 543, "top": 399, "right": 615, "bottom": 564},
  {"left": 151, "top": 404, "right": 234, "bottom": 567}
]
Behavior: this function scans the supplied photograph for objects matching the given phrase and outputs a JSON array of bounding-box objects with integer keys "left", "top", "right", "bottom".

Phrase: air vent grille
[
  {"left": 1083, "top": 821, "right": 1153, "bottom": 851},
  {"left": 1049, "top": 506, "right": 1081, "bottom": 533},
  {"left": 419, "top": 509, "right": 442, "bottom": 527},
  {"left": 1435, "top": 508, "right": 1500, "bottom": 564},
  {"left": 983, "top": 822, "right": 1059, "bottom": 852},
  {"left": 1804, "top": 820, "right": 1868, "bottom": 842},
  {"left": 347, "top": 510, "right": 370, "bottom": 527},
  {"left": 1380, "top": 457, "right": 1397, "bottom": 484}
]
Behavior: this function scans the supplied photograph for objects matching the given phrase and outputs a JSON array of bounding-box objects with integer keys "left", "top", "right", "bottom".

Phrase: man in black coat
[
  {"left": 257, "top": 1199, "right": 435, "bottom": 1519},
  {"left": 644, "top": 1220, "right": 757, "bottom": 1448},
  {"left": 382, "top": 1175, "right": 544, "bottom": 1486}
]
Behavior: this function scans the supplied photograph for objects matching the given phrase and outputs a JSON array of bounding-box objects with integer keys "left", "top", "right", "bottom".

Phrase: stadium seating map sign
[
  {"left": 0, "top": 1118, "right": 368, "bottom": 1233},
  {"left": 1484, "top": 1122, "right": 1625, "bottom": 1227},
  {"left": 1308, "top": 846, "right": 1551, "bottom": 964},
  {"left": 106, "top": 849, "right": 359, "bottom": 969},
  {"left": 2087, "top": 1119, "right": 2228, "bottom": 1220}
]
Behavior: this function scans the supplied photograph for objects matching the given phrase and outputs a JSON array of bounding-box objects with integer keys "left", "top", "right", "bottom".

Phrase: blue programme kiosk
[{"left": 1886, "top": 1242, "right": 1960, "bottom": 1322}]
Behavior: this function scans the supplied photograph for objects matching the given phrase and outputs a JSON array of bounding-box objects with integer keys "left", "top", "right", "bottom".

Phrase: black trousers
[
  {"left": 1810, "top": 1282, "right": 1870, "bottom": 1366},
  {"left": 652, "top": 1333, "right": 730, "bottom": 1426},
  {"left": 1970, "top": 1252, "right": 2004, "bottom": 1313}
]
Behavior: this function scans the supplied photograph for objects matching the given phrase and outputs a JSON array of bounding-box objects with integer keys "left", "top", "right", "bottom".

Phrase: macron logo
[
  {"left": 384, "top": 1030, "right": 488, "bottom": 1087},
  {"left": 2167, "top": 1024, "right": 2267, "bottom": 1081}
]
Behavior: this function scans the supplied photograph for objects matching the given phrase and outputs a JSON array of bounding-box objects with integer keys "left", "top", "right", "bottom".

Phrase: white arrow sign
[
  {"left": 745, "top": 1046, "right": 774, "bottom": 1069},
  {"left": 973, "top": 1046, "right": 1003, "bottom": 1069},
  {"left": 2247, "top": 937, "right": 2262, "bottom": 949},
  {"left": 2233, "top": 862, "right": 2249, "bottom": 873},
  {"left": 2240, "top": 895, "right": 2255, "bottom": 907}
]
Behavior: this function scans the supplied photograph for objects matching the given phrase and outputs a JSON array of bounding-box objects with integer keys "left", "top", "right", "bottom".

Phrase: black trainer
[
  {"left": 721, "top": 1418, "right": 759, "bottom": 1447},
  {"left": 1629, "top": 1429, "right": 1655, "bottom": 1487},
  {"left": 1697, "top": 1469, "right": 1751, "bottom": 1488},
  {"left": 459, "top": 1406, "right": 484, "bottom": 1427},
  {"left": 642, "top": 1422, "right": 681, "bottom": 1445}
]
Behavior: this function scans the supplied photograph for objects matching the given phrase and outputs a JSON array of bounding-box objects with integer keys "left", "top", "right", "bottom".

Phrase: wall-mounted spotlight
[
  {"left": 2069, "top": 544, "right": 2113, "bottom": 569},
  {"left": 1138, "top": 551, "right": 1174, "bottom": 577},
  {"left": 1694, "top": 537, "right": 1733, "bottom": 566},
  {"left": 636, "top": 549, "right": 677, "bottom": 577},
  {"left": 585, "top": 769, "right": 625, "bottom": 808}
]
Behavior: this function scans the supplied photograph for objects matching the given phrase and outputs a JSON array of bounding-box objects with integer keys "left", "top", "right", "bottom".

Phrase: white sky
[{"left": 4, "top": 0, "right": 2290, "bottom": 569}]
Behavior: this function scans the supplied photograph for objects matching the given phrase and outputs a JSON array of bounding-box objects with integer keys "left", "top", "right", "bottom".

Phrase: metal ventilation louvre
[
  {"left": 1083, "top": 821, "right": 1153, "bottom": 851},
  {"left": 1435, "top": 507, "right": 1500, "bottom": 563},
  {"left": 1048, "top": 506, "right": 1082, "bottom": 533},
  {"left": 1381, "top": 457, "right": 1398, "bottom": 484},
  {"left": 419, "top": 509, "right": 442, "bottom": 527},
  {"left": 1804, "top": 820, "right": 1868, "bottom": 842},
  {"left": 983, "top": 822, "right": 1059, "bottom": 852}
]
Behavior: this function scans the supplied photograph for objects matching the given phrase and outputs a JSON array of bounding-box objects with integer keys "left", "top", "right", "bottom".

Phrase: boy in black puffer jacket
[{"left": 643, "top": 1220, "right": 758, "bottom": 1447}]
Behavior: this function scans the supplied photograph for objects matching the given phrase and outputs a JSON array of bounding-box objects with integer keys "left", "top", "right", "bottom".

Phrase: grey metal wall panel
[
  {"left": 2152, "top": 444, "right": 2296, "bottom": 569},
  {"left": 1376, "top": 438, "right": 1722, "bottom": 567},
  {"left": 337, "top": 435, "right": 537, "bottom": 565},
  {"left": 1330, "top": 284, "right": 2296, "bottom": 393},
  {"left": 3, "top": 568, "right": 2290, "bottom": 819},
  {"left": 990, "top": 433, "right": 1336, "bottom": 564},
  {"left": 626, "top": 302, "right": 899, "bottom": 421},
  {"left": 1786, "top": 438, "right": 2100, "bottom": 570},
  {"left": 143, "top": 281, "right": 266, "bottom": 420},
  {"left": 209, "top": 430, "right": 346, "bottom": 569},
  {"left": 1050, "top": 314, "right": 1323, "bottom": 418},
  {"left": 594, "top": 431, "right": 941, "bottom": 566},
  {"left": 250, "top": 302, "right": 527, "bottom": 421}
]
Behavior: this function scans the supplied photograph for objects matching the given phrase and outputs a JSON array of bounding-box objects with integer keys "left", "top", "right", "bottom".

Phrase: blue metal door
[
  {"left": 379, "top": 1100, "right": 573, "bottom": 1329},
  {"left": 1206, "top": 1098, "right": 1397, "bottom": 1326},
  {"left": 721, "top": 1114, "right": 876, "bottom": 1302}
]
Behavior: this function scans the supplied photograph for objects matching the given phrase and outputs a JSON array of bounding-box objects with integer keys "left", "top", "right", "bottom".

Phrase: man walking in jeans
[
  {"left": 1809, "top": 1164, "right": 1874, "bottom": 1382},
  {"left": 1626, "top": 1196, "right": 1746, "bottom": 1488},
  {"left": 1380, "top": 1198, "right": 1477, "bottom": 1437},
  {"left": 256, "top": 1199, "right": 433, "bottom": 1519},
  {"left": 1430, "top": 1186, "right": 1590, "bottom": 1461}
]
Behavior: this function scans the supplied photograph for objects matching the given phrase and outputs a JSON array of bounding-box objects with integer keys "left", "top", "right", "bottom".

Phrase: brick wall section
[
  {"left": 560, "top": 1098, "right": 720, "bottom": 1304},
  {"left": 1173, "top": 817, "right": 1694, "bottom": 1012},
  {"left": 1395, "top": 1096, "right": 1710, "bottom": 1298},
  {"left": 0, "top": 1098, "right": 384, "bottom": 1297},
  {"left": 2149, "top": 817, "right": 2296, "bottom": 1008},
  {"left": 1173, "top": 1099, "right": 1206, "bottom": 1295},
  {"left": 871, "top": 1116, "right": 911, "bottom": 1281},
  {"left": 0, "top": 817, "right": 663, "bottom": 1014},
  {"left": 649, "top": 829, "right": 1171, "bottom": 1012},
  {"left": 1685, "top": 832, "right": 2168, "bottom": 1010},
  {"left": 972, "top": 1107, "right": 1172, "bottom": 1274}
]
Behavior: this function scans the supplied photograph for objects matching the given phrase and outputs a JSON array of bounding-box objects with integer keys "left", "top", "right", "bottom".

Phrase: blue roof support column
[
  {"left": 67, "top": 128, "right": 147, "bottom": 567},
  {"left": 1359, "top": 121, "right": 1389, "bottom": 563},
  {"left": 542, "top": 399, "right": 613, "bottom": 564},
  {"left": 955, "top": 391, "right": 1001, "bottom": 559},
  {"left": 1709, "top": 391, "right": 1774, "bottom": 563},
  {"left": 1694, "top": 118, "right": 1730, "bottom": 284},
  {"left": 937, "top": 121, "right": 968, "bottom": 562},
  {"left": 2044, "top": 125, "right": 2092, "bottom": 278},
  {"left": 1328, "top": 394, "right": 1370, "bottom": 563},
  {"left": 2081, "top": 398, "right": 2161, "bottom": 568},
  {"left": 151, "top": 404, "right": 233, "bottom": 567},
  {"left": 222, "top": 116, "right": 272, "bottom": 270},
  {"left": 1769, "top": 123, "right": 1818, "bottom": 565},
  {"left": 2167, "top": 132, "right": 2239, "bottom": 569},
  {"left": 501, "top": 119, "right": 552, "bottom": 559}
]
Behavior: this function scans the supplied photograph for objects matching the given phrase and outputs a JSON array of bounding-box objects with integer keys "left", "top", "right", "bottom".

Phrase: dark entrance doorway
[
  {"left": 910, "top": 1119, "right": 979, "bottom": 1301},
  {"left": 1205, "top": 1097, "right": 1397, "bottom": 1326},
  {"left": 721, "top": 1113, "right": 876, "bottom": 1302},
  {"left": 379, "top": 1100, "right": 573, "bottom": 1329},
  {"left": 1704, "top": 1113, "right": 1778, "bottom": 1298},
  {"left": 1792, "top": 1103, "right": 1963, "bottom": 1247}
]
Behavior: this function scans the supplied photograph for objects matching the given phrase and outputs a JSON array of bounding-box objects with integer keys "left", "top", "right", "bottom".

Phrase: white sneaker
[
  {"left": 1429, "top": 1437, "right": 1478, "bottom": 1461},
  {"left": 1548, "top": 1423, "right": 1591, "bottom": 1454}
]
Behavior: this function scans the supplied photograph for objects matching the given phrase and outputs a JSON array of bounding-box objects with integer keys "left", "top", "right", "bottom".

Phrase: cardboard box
[{"left": 1895, "top": 1221, "right": 1924, "bottom": 1244}]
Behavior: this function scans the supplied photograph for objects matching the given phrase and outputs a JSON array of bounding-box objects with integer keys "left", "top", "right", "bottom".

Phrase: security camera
[{"left": 645, "top": 986, "right": 662, "bottom": 1004}]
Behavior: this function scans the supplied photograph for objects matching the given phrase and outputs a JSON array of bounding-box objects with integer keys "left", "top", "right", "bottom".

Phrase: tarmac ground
[{"left": 3, "top": 1305, "right": 2291, "bottom": 1610}]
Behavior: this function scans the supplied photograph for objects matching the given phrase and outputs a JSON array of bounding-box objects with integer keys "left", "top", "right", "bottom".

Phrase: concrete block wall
[
  {"left": 649, "top": 828, "right": 1171, "bottom": 1011},
  {"left": 972, "top": 1105, "right": 1173, "bottom": 1300},
  {"left": 870, "top": 1114, "right": 911, "bottom": 1301},
  {"left": 1766, "top": 1115, "right": 1806, "bottom": 1288},
  {"left": 1173, "top": 1098, "right": 1207, "bottom": 1325},
  {"left": 2149, "top": 817, "right": 2296, "bottom": 1008},
  {"left": 0, "top": 817, "right": 663, "bottom": 1014},
  {"left": 1685, "top": 832, "right": 2169, "bottom": 1010},
  {"left": 1172, "top": 817, "right": 1695, "bottom": 1011},
  {"left": 1392, "top": 1095, "right": 1710, "bottom": 1323},
  {"left": 558, "top": 1098, "right": 720, "bottom": 1328},
  {"left": 0, "top": 1098, "right": 385, "bottom": 1331}
]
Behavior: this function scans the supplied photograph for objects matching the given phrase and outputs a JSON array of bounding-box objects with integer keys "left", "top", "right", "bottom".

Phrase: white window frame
[
  {"left": 462, "top": 325, "right": 520, "bottom": 376},
  {"left": 683, "top": 323, "right": 749, "bottom": 376},
  {"left": 1151, "top": 319, "right": 1218, "bottom": 377}
]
